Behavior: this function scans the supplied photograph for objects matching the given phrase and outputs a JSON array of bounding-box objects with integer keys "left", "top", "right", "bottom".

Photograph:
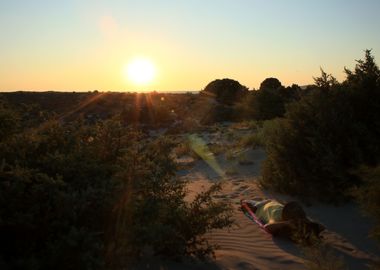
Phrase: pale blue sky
[{"left": 1, "top": 0, "right": 380, "bottom": 91}]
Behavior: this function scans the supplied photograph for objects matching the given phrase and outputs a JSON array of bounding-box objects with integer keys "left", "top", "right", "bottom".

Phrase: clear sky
[{"left": 1, "top": 0, "right": 380, "bottom": 92}]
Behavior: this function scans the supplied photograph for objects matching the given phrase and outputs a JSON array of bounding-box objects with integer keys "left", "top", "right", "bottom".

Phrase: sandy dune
[
  {"left": 181, "top": 143, "right": 379, "bottom": 270},
  {"left": 136, "top": 125, "right": 379, "bottom": 270}
]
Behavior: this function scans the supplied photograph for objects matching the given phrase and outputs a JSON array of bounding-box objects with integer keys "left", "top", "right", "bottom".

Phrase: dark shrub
[
  {"left": 238, "top": 78, "right": 300, "bottom": 121},
  {"left": 201, "top": 78, "right": 248, "bottom": 105},
  {"left": 260, "top": 51, "right": 380, "bottom": 202},
  {"left": 0, "top": 108, "right": 233, "bottom": 269},
  {"left": 259, "top": 77, "right": 282, "bottom": 91},
  {"left": 108, "top": 139, "right": 233, "bottom": 265}
]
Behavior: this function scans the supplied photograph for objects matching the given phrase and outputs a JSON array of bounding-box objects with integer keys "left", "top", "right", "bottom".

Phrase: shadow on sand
[
  {"left": 132, "top": 256, "right": 223, "bottom": 270},
  {"left": 273, "top": 233, "right": 377, "bottom": 270}
]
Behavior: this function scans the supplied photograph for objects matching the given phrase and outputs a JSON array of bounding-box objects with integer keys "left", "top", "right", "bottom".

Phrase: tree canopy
[
  {"left": 259, "top": 77, "right": 282, "bottom": 91},
  {"left": 201, "top": 78, "right": 248, "bottom": 105}
]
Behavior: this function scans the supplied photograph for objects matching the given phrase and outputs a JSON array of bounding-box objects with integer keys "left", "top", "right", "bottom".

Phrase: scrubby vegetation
[
  {"left": 0, "top": 104, "right": 233, "bottom": 269},
  {"left": 260, "top": 50, "right": 380, "bottom": 203},
  {"left": 257, "top": 50, "right": 380, "bottom": 254},
  {"left": 238, "top": 79, "right": 301, "bottom": 121}
]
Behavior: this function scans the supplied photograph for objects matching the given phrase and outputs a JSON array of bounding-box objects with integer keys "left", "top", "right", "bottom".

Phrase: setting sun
[{"left": 124, "top": 58, "right": 156, "bottom": 86}]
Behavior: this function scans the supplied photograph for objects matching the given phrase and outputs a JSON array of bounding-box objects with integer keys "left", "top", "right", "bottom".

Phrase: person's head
[
  {"left": 282, "top": 201, "right": 306, "bottom": 221},
  {"left": 283, "top": 202, "right": 325, "bottom": 242}
]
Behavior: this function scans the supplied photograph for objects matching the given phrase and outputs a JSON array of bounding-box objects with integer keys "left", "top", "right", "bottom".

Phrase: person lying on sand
[{"left": 241, "top": 198, "right": 325, "bottom": 242}]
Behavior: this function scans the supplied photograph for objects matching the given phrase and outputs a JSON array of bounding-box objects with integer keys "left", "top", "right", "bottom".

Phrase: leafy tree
[
  {"left": 259, "top": 77, "right": 282, "bottom": 91},
  {"left": 313, "top": 68, "right": 338, "bottom": 90},
  {"left": 240, "top": 78, "right": 298, "bottom": 121},
  {"left": 201, "top": 78, "right": 248, "bottom": 105},
  {"left": 279, "top": 84, "right": 301, "bottom": 102},
  {"left": 344, "top": 49, "right": 380, "bottom": 90}
]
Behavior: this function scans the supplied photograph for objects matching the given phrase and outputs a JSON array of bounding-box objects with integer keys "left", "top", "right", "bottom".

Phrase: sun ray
[{"left": 58, "top": 92, "right": 106, "bottom": 121}]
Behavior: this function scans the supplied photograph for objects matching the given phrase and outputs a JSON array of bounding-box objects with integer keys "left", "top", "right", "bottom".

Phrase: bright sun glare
[{"left": 124, "top": 58, "right": 156, "bottom": 85}]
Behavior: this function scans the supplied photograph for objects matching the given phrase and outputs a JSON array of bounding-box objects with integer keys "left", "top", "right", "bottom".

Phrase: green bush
[
  {"left": 108, "top": 138, "right": 233, "bottom": 264},
  {"left": 261, "top": 89, "right": 367, "bottom": 200},
  {"left": 0, "top": 119, "right": 126, "bottom": 270},
  {"left": 0, "top": 110, "right": 234, "bottom": 269},
  {"left": 260, "top": 51, "right": 380, "bottom": 202}
]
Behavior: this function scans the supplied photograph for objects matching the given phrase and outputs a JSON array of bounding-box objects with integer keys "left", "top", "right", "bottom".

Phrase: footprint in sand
[
  {"left": 230, "top": 192, "right": 240, "bottom": 199},
  {"left": 235, "top": 185, "right": 249, "bottom": 192}
]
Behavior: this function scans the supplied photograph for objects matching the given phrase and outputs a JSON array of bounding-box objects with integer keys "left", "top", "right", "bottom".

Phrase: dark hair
[
  {"left": 305, "top": 221, "right": 324, "bottom": 235},
  {"left": 282, "top": 201, "right": 306, "bottom": 221},
  {"left": 295, "top": 219, "right": 325, "bottom": 243}
]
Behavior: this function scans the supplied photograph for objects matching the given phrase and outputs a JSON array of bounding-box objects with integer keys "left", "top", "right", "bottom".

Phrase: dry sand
[
  {"left": 138, "top": 126, "right": 379, "bottom": 269},
  {"left": 186, "top": 148, "right": 379, "bottom": 270}
]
